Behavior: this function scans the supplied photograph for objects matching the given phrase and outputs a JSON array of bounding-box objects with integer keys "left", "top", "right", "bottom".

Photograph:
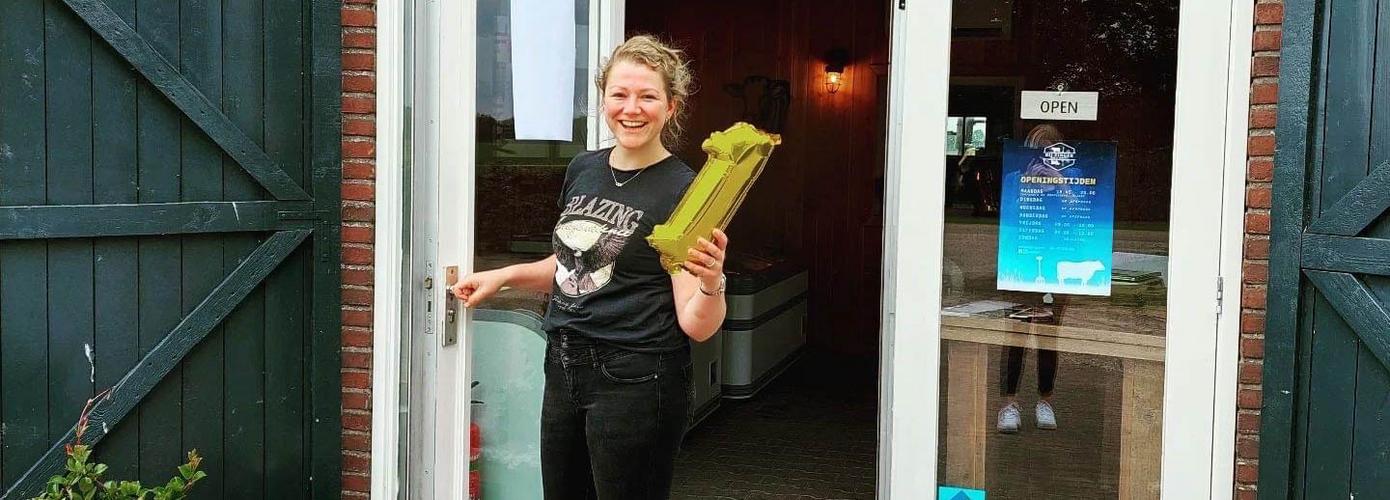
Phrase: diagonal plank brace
[
  {"left": 1305, "top": 270, "right": 1390, "bottom": 373},
  {"left": 59, "top": 0, "right": 311, "bottom": 201},
  {"left": 1307, "top": 161, "right": 1390, "bottom": 236},
  {"left": 3, "top": 230, "right": 312, "bottom": 499}
]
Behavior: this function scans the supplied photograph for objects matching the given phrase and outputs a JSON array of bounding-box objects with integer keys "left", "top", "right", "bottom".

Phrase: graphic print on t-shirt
[{"left": 553, "top": 194, "right": 646, "bottom": 297}]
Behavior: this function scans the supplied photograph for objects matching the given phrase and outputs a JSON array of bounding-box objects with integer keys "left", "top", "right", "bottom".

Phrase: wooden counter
[{"left": 940, "top": 314, "right": 1164, "bottom": 500}]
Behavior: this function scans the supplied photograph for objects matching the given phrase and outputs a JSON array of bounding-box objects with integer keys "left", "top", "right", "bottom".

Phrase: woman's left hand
[{"left": 682, "top": 228, "right": 728, "bottom": 291}]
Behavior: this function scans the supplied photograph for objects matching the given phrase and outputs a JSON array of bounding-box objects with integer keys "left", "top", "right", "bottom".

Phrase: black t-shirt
[{"left": 542, "top": 148, "right": 696, "bottom": 352}]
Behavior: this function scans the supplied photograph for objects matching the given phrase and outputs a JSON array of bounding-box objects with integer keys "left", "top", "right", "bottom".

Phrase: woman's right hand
[{"left": 450, "top": 269, "right": 508, "bottom": 308}]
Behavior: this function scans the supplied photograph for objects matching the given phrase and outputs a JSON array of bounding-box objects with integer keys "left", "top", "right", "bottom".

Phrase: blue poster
[
  {"left": 996, "top": 139, "right": 1117, "bottom": 296},
  {"left": 938, "top": 486, "right": 987, "bottom": 500}
]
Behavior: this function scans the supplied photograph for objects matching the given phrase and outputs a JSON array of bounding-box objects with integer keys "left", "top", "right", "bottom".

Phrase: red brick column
[
  {"left": 1236, "top": 0, "right": 1282, "bottom": 497},
  {"left": 341, "top": 0, "right": 377, "bottom": 497}
]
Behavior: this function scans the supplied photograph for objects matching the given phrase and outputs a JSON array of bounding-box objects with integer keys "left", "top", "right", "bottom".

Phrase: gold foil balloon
[{"left": 647, "top": 122, "right": 782, "bottom": 273}]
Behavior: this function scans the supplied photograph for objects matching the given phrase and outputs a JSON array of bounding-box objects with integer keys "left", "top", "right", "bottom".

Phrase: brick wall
[
  {"left": 341, "top": 0, "right": 377, "bottom": 497},
  {"left": 1237, "top": 0, "right": 1282, "bottom": 497}
]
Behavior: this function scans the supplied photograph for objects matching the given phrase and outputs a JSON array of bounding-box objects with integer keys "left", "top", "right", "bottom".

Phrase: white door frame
[
  {"left": 371, "top": 0, "right": 474, "bottom": 497},
  {"left": 433, "top": 0, "right": 476, "bottom": 497},
  {"left": 587, "top": 0, "right": 624, "bottom": 150},
  {"left": 1213, "top": 0, "right": 1256, "bottom": 497},
  {"left": 370, "top": 0, "right": 407, "bottom": 495},
  {"left": 878, "top": 0, "right": 1250, "bottom": 497}
]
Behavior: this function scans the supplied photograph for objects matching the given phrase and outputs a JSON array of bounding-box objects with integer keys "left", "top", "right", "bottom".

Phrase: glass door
[
  {"left": 399, "top": 0, "right": 621, "bottom": 498},
  {"left": 464, "top": 0, "right": 599, "bottom": 497},
  {"left": 882, "top": 0, "right": 1234, "bottom": 497}
]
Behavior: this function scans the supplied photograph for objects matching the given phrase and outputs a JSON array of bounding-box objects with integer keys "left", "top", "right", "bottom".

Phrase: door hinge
[{"left": 1215, "top": 276, "right": 1224, "bottom": 316}]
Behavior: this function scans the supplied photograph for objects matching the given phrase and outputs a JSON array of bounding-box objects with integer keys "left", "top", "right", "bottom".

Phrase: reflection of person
[
  {"left": 451, "top": 36, "right": 728, "bottom": 498},
  {"left": 954, "top": 147, "right": 975, "bottom": 208},
  {"left": 998, "top": 124, "right": 1066, "bottom": 434},
  {"left": 957, "top": 146, "right": 1000, "bottom": 216},
  {"left": 998, "top": 294, "right": 1061, "bottom": 433},
  {"left": 1022, "top": 124, "right": 1064, "bottom": 180}
]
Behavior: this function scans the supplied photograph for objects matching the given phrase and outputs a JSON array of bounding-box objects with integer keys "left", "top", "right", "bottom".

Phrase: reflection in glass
[
  {"left": 944, "top": 116, "right": 988, "bottom": 155},
  {"left": 946, "top": 117, "right": 964, "bottom": 155},
  {"left": 398, "top": 1, "right": 415, "bottom": 497},
  {"left": 937, "top": 0, "right": 1178, "bottom": 498},
  {"left": 474, "top": 0, "right": 591, "bottom": 314},
  {"left": 469, "top": 1, "right": 594, "bottom": 498},
  {"left": 969, "top": 119, "right": 987, "bottom": 151}
]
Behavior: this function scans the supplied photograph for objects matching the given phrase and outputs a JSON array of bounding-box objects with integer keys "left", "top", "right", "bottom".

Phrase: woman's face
[{"left": 603, "top": 60, "right": 675, "bottom": 151}]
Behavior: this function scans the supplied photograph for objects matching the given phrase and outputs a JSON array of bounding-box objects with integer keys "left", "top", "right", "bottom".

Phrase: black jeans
[
  {"left": 541, "top": 331, "right": 692, "bottom": 500},
  {"left": 1001, "top": 346, "right": 1058, "bottom": 396}
]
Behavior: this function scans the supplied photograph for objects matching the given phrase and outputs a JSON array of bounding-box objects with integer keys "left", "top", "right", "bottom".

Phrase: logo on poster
[{"left": 1041, "top": 142, "right": 1076, "bottom": 171}]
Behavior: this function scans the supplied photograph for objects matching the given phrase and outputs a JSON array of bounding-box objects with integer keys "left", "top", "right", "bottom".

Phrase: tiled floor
[{"left": 670, "top": 350, "right": 880, "bottom": 500}]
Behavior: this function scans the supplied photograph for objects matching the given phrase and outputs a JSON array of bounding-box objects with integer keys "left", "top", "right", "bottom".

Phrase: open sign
[{"left": 1021, "top": 91, "right": 1099, "bottom": 121}]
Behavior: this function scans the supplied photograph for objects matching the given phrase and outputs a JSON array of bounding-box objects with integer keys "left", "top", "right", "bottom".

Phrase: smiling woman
[{"left": 451, "top": 34, "right": 729, "bottom": 499}]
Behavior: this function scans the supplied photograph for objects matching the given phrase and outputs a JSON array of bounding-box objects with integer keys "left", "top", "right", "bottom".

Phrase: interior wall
[{"left": 629, "top": 0, "right": 891, "bottom": 357}]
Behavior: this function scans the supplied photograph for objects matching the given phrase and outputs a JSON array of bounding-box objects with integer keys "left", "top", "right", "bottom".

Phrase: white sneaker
[
  {"left": 997, "top": 401, "right": 1021, "bottom": 434},
  {"left": 1035, "top": 400, "right": 1057, "bottom": 430}
]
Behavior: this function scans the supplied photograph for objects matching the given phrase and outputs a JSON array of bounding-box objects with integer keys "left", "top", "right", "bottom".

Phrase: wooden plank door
[
  {"left": 1261, "top": 0, "right": 1390, "bottom": 497},
  {"left": 0, "top": 0, "right": 341, "bottom": 497}
]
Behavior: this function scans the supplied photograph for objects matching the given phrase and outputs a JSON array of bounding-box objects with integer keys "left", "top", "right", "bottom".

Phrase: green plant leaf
[
  {"left": 118, "top": 481, "right": 144, "bottom": 498},
  {"left": 40, "top": 403, "right": 206, "bottom": 500}
]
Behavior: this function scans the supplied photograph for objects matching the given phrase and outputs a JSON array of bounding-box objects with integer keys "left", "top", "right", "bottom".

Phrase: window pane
[
  {"left": 968, "top": 117, "right": 987, "bottom": 151},
  {"left": 946, "top": 116, "right": 964, "bottom": 156},
  {"left": 475, "top": 0, "right": 591, "bottom": 313}
]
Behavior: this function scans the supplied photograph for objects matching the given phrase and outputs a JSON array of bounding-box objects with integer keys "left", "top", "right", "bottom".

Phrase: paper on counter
[{"left": 942, "top": 300, "right": 1021, "bottom": 317}]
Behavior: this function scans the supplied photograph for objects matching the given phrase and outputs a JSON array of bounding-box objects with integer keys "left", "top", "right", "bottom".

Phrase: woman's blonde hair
[
  {"left": 596, "top": 35, "right": 695, "bottom": 148},
  {"left": 1024, "top": 124, "right": 1064, "bottom": 148}
]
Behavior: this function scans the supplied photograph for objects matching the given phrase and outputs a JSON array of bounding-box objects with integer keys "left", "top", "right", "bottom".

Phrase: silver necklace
[{"left": 610, "top": 164, "right": 646, "bottom": 187}]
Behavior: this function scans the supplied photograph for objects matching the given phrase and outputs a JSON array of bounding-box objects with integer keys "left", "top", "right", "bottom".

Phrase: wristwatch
[{"left": 699, "top": 274, "right": 727, "bottom": 296}]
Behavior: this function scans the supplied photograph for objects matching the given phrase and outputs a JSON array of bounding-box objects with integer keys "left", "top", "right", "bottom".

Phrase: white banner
[{"left": 510, "top": 0, "right": 576, "bottom": 141}]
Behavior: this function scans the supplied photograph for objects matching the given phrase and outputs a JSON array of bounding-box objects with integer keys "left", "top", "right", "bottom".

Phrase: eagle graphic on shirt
[{"left": 552, "top": 195, "right": 645, "bottom": 297}]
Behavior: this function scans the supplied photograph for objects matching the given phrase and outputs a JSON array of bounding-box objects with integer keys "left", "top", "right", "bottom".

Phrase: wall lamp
[{"left": 823, "top": 48, "right": 849, "bottom": 94}]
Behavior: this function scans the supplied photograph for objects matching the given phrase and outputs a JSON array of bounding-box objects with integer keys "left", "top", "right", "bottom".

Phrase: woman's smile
[{"left": 603, "top": 60, "right": 674, "bottom": 153}]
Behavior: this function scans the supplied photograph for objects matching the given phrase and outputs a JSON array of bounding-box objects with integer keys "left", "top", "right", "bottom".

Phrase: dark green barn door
[
  {"left": 1261, "top": 0, "right": 1390, "bottom": 497},
  {"left": 0, "top": 0, "right": 341, "bottom": 498}
]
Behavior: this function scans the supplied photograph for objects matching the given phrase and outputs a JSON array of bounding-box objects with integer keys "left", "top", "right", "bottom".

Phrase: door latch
[{"left": 442, "top": 266, "right": 460, "bottom": 346}]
